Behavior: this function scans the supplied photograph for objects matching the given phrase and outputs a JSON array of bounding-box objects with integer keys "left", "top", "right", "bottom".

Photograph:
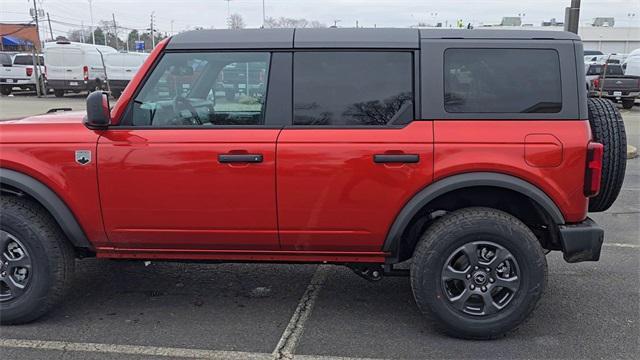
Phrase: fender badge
[{"left": 75, "top": 150, "right": 91, "bottom": 165}]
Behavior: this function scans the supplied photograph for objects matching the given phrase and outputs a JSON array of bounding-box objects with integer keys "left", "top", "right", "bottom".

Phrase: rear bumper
[
  {"left": 558, "top": 217, "right": 604, "bottom": 263},
  {"left": 588, "top": 90, "right": 640, "bottom": 99},
  {"left": 0, "top": 78, "right": 34, "bottom": 86},
  {"left": 46, "top": 79, "right": 97, "bottom": 91}
]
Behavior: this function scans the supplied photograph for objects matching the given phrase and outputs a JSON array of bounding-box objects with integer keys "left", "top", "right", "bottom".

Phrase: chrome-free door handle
[
  {"left": 373, "top": 154, "right": 420, "bottom": 164},
  {"left": 218, "top": 154, "right": 263, "bottom": 163}
]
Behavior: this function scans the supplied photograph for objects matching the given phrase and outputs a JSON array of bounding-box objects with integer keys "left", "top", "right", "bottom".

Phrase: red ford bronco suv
[{"left": 0, "top": 29, "right": 627, "bottom": 339}]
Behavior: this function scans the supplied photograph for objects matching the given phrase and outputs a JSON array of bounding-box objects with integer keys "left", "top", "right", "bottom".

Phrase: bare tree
[
  {"left": 263, "top": 17, "right": 326, "bottom": 28},
  {"left": 227, "top": 13, "right": 245, "bottom": 29}
]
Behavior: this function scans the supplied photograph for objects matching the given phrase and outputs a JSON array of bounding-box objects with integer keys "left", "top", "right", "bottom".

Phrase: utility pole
[
  {"left": 564, "top": 0, "right": 581, "bottom": 34},
  {"left": 31, "top": 0, "right": 43, "bottom": 97},
  {"left": 262, "top": 0, "right": 266, "bottom": 28},
  {"left": 150, "top": 12, "right": 156, "bottom": 49},
  {"left": 89, "top": 0, "right": 96, "bottom": 44},
  {"left": 171, "top": 20, "right": 174, "bottom": 36},
  {"left": 81, "top": 21, "right": 86, "bottom": 42},
  {"left": 47, "top": 12, "right": 54, "bottom": 40},
  {"left": 112, "top": 13, "right": 118, "bottom": 50},
  {"left": 225, "top": 0, "right": 232, "bottom": 19}
]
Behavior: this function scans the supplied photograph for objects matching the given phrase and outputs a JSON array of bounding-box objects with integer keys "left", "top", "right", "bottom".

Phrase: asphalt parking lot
[{"left": 0, "top": 95, "right": 639, "bottom": 359}]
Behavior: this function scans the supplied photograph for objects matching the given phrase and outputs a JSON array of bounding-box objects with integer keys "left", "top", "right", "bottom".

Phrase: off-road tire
[
  {"left": 53, "top": 89, "right": 64, "bottom": 98},
  {"left": 0, "top": 196, "right": 74, "bottom": 324},
  {"left": 622, "top": 99, "right": 635, "bottom": 109},
  {"left": 587, "top": 98, "right": 627, "bottom": 212},
  {"left": 410, "top": 207, "right": 547, "bottom": 340},
  {"left": 0, "top": 86, "right": 11, "bottom": 96}
]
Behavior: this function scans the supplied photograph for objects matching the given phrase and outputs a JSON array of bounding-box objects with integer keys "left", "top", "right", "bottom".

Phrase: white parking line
[
  {"left": 273, "top": 265, "right": 330, "bottom": 360},
  {"left": 0, "top": 338, "right": 272, "bottom": 359},
  {"left": 603, "top": 242, "right": 640, "bottom": 249}
]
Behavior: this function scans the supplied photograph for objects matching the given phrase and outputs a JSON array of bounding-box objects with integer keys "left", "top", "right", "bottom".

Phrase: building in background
[
  {"left": 0, "top": 23, "right": 40, "bottom": 51},
  {"left": 579, "top": 27, "right": 639, "bottom": 53}
]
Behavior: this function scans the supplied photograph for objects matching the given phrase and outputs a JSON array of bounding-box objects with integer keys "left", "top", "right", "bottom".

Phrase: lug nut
[
  {"left": 489, "top": 278, "right": 495, "bottom": 283},
  {"left": 466, "top": 274, "right": 471, "bottom": 279},
  {"left": 470, "top": 284, "right": 476, "bottom": 290},
  {"left": 474, "top": 266, "right": 479, "bottom": 270},
  {"left": 485, "top": 268, "right": 491, "bottom": 272},
  {"left": 481, "top": 286, "right": 487, "bottom": 292}
]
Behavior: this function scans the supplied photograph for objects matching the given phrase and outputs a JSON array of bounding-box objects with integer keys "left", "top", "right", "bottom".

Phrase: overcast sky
[{"left": 1, "top": 0, "right": 639, "bottom": 37}]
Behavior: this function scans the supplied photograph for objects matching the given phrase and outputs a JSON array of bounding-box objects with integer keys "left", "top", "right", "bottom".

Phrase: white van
[
  {"left": 44, "top": 41, "right": 117, "bottom": 97},
  {"left": 623, "top": 48, "right": 640, "bottom": 77},
  {"left": 104, "top": 52, "right": 148, "bottom": 98}
]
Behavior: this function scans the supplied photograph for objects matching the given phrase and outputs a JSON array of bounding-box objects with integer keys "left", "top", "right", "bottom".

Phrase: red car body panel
[
  {"left": 276, "top": 121, "right": 434, "bottom": 252},
  {"left": 97, "top": 129, "right": 280, "bottom": 250},
  {"left": 0, "top": 113, "right": 109, "bottom": 247},
  {"left": 433, "top": 120, "right": 591, "bottom": 223}
]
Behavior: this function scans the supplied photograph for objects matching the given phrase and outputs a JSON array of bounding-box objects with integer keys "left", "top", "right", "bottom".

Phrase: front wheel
[
  {"left": 0, "top": 196, "right": 74, "bottom": 324},
  {"left": 410, "top": 207, "right": 547, "bottom": 339},
  {"left": 0, "top": 86, "right": 11, "bottom": 96}
]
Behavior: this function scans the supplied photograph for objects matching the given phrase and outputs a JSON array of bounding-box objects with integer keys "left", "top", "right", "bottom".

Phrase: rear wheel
[
  {"left": 53, "top": 89, "right": 65, "bottom": 98},
  {"left": 622, "top": 99, "right": 635, "bottom": 109},
  {"left": 0, "top": 86, "right": 11, "bottom": 96},
  {"left": 0, "top": 196, "right": 74, "bottom": 324},
  {"left": 411, "top": 207, "right": 546, "bottom": 339},
  {"left": 587, "top": 98, "right": 627, "bottom": 212}
]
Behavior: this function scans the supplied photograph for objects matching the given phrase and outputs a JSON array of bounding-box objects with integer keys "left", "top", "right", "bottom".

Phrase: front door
[
  {"left": 276, "top": 51, "right": 434, "bottom": 252},
  {"left": 98, "top": 51, "right": 283, "bottom": 250}
]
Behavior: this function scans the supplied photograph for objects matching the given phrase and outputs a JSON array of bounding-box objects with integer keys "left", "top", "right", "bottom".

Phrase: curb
[{"left": 628, "top": 145, "right": 638, "bottom": 159}]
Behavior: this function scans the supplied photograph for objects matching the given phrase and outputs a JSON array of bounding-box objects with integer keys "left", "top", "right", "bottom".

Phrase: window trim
[
  {"left": 288, "top": 49, "right": 420, "bottom": 129},
  {"left": 442, "top": 47, "right": 563, "bottom": 114}
]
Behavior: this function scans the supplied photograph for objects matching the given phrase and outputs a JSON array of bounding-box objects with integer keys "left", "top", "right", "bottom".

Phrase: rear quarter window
[{"left": 444, "top": 48, "right": 562, "bottom": 113}]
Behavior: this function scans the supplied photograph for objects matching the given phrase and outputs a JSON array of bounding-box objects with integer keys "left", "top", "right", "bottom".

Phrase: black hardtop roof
[{"left": 166, "top": 28, "right": 580, "bottom": 50}]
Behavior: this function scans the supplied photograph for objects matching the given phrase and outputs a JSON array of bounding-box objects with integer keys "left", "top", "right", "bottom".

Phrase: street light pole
[{"left": 89, "top": 0, "right": 96, "bottom": 44}]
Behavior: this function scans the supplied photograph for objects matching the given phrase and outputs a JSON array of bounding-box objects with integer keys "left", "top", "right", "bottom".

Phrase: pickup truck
[
  {"left": 0, "top": 53, "right": 45, "bottom": 96},
  {"left": 586, "top": 63, "right": 640, "bottom": 109}
]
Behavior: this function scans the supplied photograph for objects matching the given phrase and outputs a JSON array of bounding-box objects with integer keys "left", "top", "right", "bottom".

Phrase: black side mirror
[{"left": 84, "top": 91, "right": 111, "bottom": 129}]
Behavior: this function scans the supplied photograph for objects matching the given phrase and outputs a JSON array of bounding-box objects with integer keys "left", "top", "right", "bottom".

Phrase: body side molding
[
  {"left": 0, "top": 168, "right": 93, "bottom": 250},
  {"left": 383, "top": 172, "right": 566, "bottom": 254}
]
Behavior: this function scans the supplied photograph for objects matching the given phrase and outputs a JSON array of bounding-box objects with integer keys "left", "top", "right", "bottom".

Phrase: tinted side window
[
  {"left": 444, "top": 49, "right": 562, "bottom": 113},
  {"left": 294, "top": 52, "right": 413, "bottom": 126},
  {"left": 130, "top": 52, "right": 269, "bottom": 127}
]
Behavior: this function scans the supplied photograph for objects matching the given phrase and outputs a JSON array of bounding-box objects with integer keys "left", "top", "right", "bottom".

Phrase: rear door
[
  {"left": 276, "top": 51, "right": 434, "bottom": 252},
  {"left": 44, "top": 47, "right": 66, "bottom": 81},
  {"left": 98, "top": 51, "right": 290, "bottom": 251}
]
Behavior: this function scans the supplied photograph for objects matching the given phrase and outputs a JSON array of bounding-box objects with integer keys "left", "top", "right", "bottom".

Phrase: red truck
[{"left": 0, "top": 29, "right": 627, "bottom": 339}]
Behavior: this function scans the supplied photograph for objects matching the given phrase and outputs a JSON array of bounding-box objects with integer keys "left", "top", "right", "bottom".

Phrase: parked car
[
  {"left": 0, "top": 29, "right": 627, "bottom": 340},
  {"left": 586, "top": 63, "right": 640, "bottom": 108},
  {"left": 43, "top": 40, "right": 117, "bottom": 97},
  {"left": 623, "top": 48, "right": 640, "bottom": 76},
  {"left": 0, "top": 53, "right": 44, "bottom": 95},
  {"left": 104, "top": 52, "right": 148, "bottom": 98}
]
